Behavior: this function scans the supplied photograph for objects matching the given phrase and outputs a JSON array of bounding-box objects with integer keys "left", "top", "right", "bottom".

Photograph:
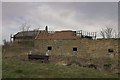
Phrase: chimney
[{"left": 45, "top": 26, "right": 48, "bottom": 32}]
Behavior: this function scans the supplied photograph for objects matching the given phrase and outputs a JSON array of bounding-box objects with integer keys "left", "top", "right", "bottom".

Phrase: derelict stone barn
[
  {"left": 12, "top": 30, "right": 39, "bottom": 47},
  {"left": 12, "top": 26, "right": 119, "bottom": 58},
  {"left": 35, "top": 26, "right": 118, "bottom": 58}
]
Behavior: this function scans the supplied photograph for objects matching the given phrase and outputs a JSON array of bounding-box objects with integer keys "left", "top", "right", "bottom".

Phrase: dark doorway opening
[
  {"left": 48, "top": 46, "right": 52, "bottom": 50},
  {"left": 73, "top": 47, "right": 77, "bottom": 51},
  {"left": 108, "top": 49, "right": 114, "bottom": 53}
]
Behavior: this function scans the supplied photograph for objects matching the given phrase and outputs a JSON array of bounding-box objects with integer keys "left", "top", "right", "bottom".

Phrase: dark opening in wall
[
  {"left": 108, "top": 49, "right": 114, "bottom": 53},
  {"left": 73, "top": 47, "right": 77, "bottom": 51},
  {"left": 48, "top": 46, "right": 52, "bottom": 50}
]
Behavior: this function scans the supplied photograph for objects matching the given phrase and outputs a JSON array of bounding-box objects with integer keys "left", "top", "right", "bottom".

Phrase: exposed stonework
[
  {"left": 34, "top": 38, "right": 119, "bottom": 58},
  {"left": 12, "top": 27, "right": 119, "bottom": 58},
  {"left": 35, "top": 30, "right": 79, "bottom": 40}
]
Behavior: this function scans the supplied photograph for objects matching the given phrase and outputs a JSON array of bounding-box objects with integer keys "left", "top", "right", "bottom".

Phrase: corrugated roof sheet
[{"left": 14, "top": 30, "right": 45, "bottom": 38}]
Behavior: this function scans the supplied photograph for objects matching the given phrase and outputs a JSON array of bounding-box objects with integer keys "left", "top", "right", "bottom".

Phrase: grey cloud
[
  {"left": 2, "top": 0, "right": 120, "bottom": 2},
  {"left": 2, "top": 2, "right": 118, "bottom": 42},
  {"left": 0, "top": 2, "right": 2, "bottom": 44}
]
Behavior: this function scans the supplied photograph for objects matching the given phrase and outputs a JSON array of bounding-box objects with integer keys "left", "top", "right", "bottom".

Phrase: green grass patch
[
  {"left": 2, "top": 57, "right": 118, "bottom": 78},
  {"left": 2, "top": 45, "right": 119, "bottom": 78}
]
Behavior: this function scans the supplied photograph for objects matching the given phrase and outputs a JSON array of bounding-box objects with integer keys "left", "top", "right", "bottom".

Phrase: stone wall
[
  {"left": 36, "top": 30, "right": 79, "bottom": 40},
  {"left": 34, "top": 38, "right": 119, "bottom": 58}
]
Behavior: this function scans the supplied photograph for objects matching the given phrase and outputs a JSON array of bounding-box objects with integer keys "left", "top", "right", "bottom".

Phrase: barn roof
[{"left": 14, "top": 30, "right": 45, "bottom": 38}]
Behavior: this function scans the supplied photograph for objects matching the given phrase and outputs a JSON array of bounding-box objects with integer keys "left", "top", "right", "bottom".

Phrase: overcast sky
[{"left": 1, "top": 2, "right": 119, "bottom": 44}]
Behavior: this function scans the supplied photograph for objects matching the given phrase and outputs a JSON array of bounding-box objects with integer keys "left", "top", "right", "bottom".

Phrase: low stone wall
[{"left": 34, "top": 38, "right": 119, "bottom": 58}]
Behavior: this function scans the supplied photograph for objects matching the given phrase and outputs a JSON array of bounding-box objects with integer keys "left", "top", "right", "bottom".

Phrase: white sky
[
  {"left": 1, "top": 0, "right": 120, "bottom": 2},
  {"left": 1, "top": 0, "right": 119, "bottom": 44}
]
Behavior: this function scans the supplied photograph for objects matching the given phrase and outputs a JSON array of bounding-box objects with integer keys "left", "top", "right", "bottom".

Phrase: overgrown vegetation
[
  {"left": 2, "top": 57, "right": 118, "bottom": 78},
  {"left": 2, "top": 44, "right": 119, "bottom": 78}
]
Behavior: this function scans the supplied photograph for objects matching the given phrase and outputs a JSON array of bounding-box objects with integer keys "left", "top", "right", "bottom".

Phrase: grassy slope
[
  {"left": 2, "top": 45, "right": 119, "bottom": 78},
  {"left": 0, "top": 45, "right": 2, "bottom": 79},
  {"left": 2, "top": 57, "right": 118, "bottom": 78}
]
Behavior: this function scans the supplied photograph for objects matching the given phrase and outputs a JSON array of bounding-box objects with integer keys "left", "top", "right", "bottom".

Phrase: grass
[
  {"left": 0, "top": 45, "right": 2, "bottom": 79},
  {"left": 2, "top": 57, "right": 118, "bottom": 78},
  {"left": 2, "top": 45, "right": 119, "bottom": 78}
]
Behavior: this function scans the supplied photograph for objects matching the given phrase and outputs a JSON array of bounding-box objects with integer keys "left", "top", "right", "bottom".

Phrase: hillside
[{"left": 2, "top": 45, "right": 119, "bottom": 79}]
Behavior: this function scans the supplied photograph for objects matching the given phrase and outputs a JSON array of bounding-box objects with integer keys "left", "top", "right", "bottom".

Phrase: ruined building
[
  {"left": 12, "top": 26, "right": 119, "bottom": 58},
  {"left": 13, "top": 26, "right": 96, "bottom": 41}
]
